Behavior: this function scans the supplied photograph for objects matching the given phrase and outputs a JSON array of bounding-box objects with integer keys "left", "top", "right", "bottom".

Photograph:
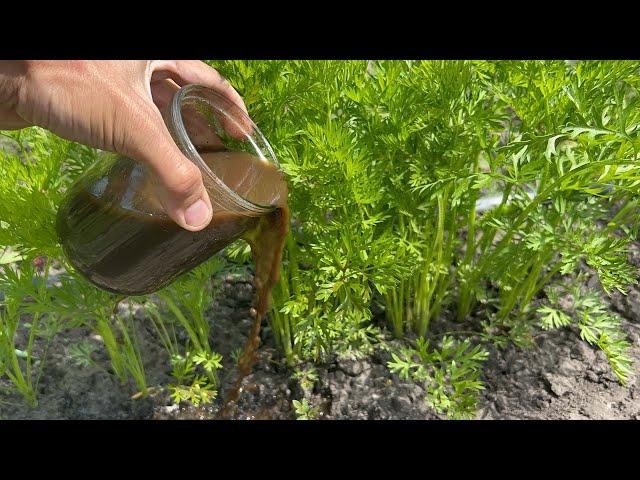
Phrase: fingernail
[{"left": 184, "top": 199, "right": 211, "bottom": 227}]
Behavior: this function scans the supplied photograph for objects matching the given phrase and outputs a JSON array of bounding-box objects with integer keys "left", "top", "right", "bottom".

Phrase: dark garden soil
[
  {"left": 476, "top": 243, "right": 640, "bottom": 420},
  {"left": 1, "top": 246, "right": 639, "bottom": 420}
]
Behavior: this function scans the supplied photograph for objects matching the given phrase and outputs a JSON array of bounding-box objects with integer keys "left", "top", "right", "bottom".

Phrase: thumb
[{"left": 125, "top": 106, "right": 213, "bottom": 232}]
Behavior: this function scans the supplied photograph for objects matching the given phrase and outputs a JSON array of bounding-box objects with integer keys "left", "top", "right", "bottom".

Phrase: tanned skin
[{"left": 0, "top": 60, "right": 249, "bottom": 232}]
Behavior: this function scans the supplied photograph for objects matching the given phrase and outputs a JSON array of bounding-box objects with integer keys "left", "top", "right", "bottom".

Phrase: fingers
[
  {"left": 150, "top": 78, "right": 224, "bottom": 151},
  {"left": 150, "top": 60, "right": 248, "bottom": 114},
  {"left": 149, "top": 60, "right": 252, "bottom": 140},
  {"left": 149, "top": 77, "right": 179, "bottom": 115},
  {"left": 123, "top": 101, "right": 213, "bottom": 232}
]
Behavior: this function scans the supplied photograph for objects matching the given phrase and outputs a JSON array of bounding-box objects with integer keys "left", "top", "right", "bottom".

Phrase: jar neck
[{"left": 165, "top": 84, "right": 275, "bottom": 216}]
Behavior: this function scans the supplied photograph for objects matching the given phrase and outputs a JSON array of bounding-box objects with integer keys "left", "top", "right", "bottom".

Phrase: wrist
[
  {"left": 0, "top": 61, "right": 28, "bottom": 103},
  {"left": 0, "top": 61, "right": 29, "bottom": 129}
]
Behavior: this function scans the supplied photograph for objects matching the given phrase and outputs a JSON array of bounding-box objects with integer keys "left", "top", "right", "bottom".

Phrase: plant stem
[
  {"left": 475, "top": 158, "right": 637, "bottom": 281},
  {"left": 417, "top": 191, "right": 448, "bottom": 337}
]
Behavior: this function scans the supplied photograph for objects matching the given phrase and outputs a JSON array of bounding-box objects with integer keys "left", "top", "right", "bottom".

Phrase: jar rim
[{"left": 168, "top": 84, "right": 279, "bottom": 214}]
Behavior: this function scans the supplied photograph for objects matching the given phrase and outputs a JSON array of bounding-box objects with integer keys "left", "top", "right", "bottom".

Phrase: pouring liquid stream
[
  {"left": 57, "top": 150, "right": 289, "bottom": 416},
  {"left": 207, "top": 151, "right": 289, "bottom": 418}
]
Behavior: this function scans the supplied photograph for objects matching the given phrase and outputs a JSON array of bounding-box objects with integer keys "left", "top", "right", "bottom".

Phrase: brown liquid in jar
[
  {"left": 57, "top": 151, "right": 288, "bottom": 296},
  {"left": 57, "top": 151, "right": 289, "bottom": 415}
]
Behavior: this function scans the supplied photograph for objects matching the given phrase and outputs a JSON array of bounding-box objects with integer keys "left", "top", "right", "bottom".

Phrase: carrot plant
[
  {"left": 0, "top": 128, "right": 226, "bottom": 406},
  {"left": 213, "top": 60, "right": 639, "bottom": 415},
  {"left": 1, "top": 60, "right": 638, "bottom": 419},
  {"left": 388, "top": 336, "right": 488, "bottom": 419},
  {"left": 0, "top": 260, "right": 54, "bottom": 407},
  {"left": 145, "top": 256, "right": 225, "bottom": 404},
  {"left": 215, "top": 61, "right": 413, "bottom": 363},
  {"left": 292, "top": 398, "right": 320, "bottom": 420}
]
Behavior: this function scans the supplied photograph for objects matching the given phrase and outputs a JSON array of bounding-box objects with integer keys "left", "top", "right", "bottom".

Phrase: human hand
[{"left": 0, "top": 60, "right": 248, "bottom": 231}]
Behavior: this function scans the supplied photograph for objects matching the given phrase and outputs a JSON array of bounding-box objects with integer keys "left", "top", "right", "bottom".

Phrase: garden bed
[
  {"left": 2, "top": 247, "right": 638, "bottom": 420},
  {"left": 2, "top": 61, "right": 640, "bottom": 420}
]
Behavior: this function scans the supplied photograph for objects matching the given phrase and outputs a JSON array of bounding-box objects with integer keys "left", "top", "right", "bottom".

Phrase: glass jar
[{"left": 56, "top": 84, "right": 285, "bottom": 296}]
